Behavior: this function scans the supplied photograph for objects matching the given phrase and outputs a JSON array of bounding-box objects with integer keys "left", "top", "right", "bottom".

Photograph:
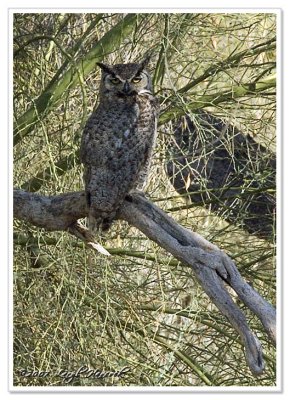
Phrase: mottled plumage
[{"left": 80, "top": 57, "right": 158, "bottom": 230}]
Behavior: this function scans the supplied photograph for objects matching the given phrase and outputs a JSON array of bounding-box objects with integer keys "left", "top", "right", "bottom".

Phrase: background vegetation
[{"left": 13, "top": 13, "right": 276, "bottom": 387}]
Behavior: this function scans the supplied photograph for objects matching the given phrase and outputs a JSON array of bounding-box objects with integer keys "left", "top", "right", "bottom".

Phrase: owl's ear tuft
[
  {"left": 138, "top": 54, "right": 151, "bottom": 72},
  {"left": 97, "top": 62, "right": 115, "bottom": 75}
]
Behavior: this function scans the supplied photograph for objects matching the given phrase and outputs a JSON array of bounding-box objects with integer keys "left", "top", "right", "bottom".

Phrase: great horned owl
[{"left": 80, "top": 56, "right": 158, "bottom": 231}]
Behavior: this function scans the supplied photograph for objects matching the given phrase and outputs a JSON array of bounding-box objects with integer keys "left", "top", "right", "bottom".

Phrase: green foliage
[{"left": 13, "top": 13, "right": 276, "bottom": 387}]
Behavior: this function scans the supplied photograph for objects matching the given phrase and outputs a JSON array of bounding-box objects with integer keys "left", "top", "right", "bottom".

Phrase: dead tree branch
[{"left": 13, "top": 188, "right": 276, "bottom": 376}]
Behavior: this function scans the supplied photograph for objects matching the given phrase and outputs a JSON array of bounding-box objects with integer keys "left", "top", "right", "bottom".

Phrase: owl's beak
[{"left": 122, "top": 81, "right": 131, "bottom": 94}]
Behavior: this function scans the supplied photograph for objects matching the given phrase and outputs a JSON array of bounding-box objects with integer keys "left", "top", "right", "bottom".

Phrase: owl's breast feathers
[{"left": 81, "top": 92, "right": 158, "bottom": 230}]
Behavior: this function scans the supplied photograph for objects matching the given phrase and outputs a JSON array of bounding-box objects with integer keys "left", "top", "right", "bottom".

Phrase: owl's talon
[
  {"left": 125, "top": 194, "right": 133, "bottom": 202},
  {"left": 130, "top": 189, "right": 147, "bottom": 197}
]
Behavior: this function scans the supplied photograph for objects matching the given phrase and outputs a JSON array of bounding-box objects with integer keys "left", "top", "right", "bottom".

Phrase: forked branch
[{"left": 13, "top": 189, "right": 276, "bottom": 376}]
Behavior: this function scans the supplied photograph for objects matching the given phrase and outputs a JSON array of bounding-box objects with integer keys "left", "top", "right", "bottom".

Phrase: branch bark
[{"left": 13, "top": 189, "right": 276, "bottom": 376}]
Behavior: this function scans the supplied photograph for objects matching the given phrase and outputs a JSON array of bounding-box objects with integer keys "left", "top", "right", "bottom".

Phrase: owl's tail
[{"left": 86, "top": 189, "right": 116, "bottom": 232}]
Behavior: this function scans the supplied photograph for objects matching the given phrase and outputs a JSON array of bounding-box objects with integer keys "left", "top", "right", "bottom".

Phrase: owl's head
[{"left": 97, "top": 56, "right": 153, "bottom": 98}]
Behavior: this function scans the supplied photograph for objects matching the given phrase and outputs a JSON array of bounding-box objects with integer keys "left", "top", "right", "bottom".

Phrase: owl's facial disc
[
  {"left": 106, "top": 75, "right": 134, "bottom": 96},
  {"left": 107, "top": 74, "right": 139, "bottom": 96},
  {"left": 103, "top": 68, "right": 151, "bottom": 97}
]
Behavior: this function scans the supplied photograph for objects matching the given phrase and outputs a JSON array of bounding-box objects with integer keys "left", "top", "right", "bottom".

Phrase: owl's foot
[
  {"left": 100, "top": 218, "right": 113, "bottom": 232},
  {"left": 126, "top": 190, "right": 146, "bottom": 202},
  {"left": 88, "top": 210, "right": 115, "bottom": 233}
]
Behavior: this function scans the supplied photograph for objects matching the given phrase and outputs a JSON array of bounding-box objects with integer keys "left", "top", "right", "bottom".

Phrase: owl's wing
[
  {"left": 80, "top": 113, "right": 99, "bottom": 165},
  {"left": 80, "top": 110, "right": 137, "bottom": 220},
  {"left": 134, "top": 96, "right": 159, "bottom": 190}
]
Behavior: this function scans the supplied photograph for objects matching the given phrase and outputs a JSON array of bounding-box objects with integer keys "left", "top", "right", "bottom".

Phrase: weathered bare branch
[
  {"left": 13, "top": 188, "right": 276, "bottom": 375},
  {"left": 121, "top": 193, "right": 276, "bottom": 346}
]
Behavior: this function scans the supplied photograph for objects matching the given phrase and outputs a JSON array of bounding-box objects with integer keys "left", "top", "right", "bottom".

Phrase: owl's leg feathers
[{"left": 67, "top": 221, "right": 111, "bottom": 256}]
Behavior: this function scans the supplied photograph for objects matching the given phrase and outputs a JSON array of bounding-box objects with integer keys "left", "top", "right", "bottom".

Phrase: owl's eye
[
  {"left": 132, "top": 76, "right": 142, "bottom": 83},
  {"left": 110, "top": 77, "right": 120, "bottom": 84}
]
